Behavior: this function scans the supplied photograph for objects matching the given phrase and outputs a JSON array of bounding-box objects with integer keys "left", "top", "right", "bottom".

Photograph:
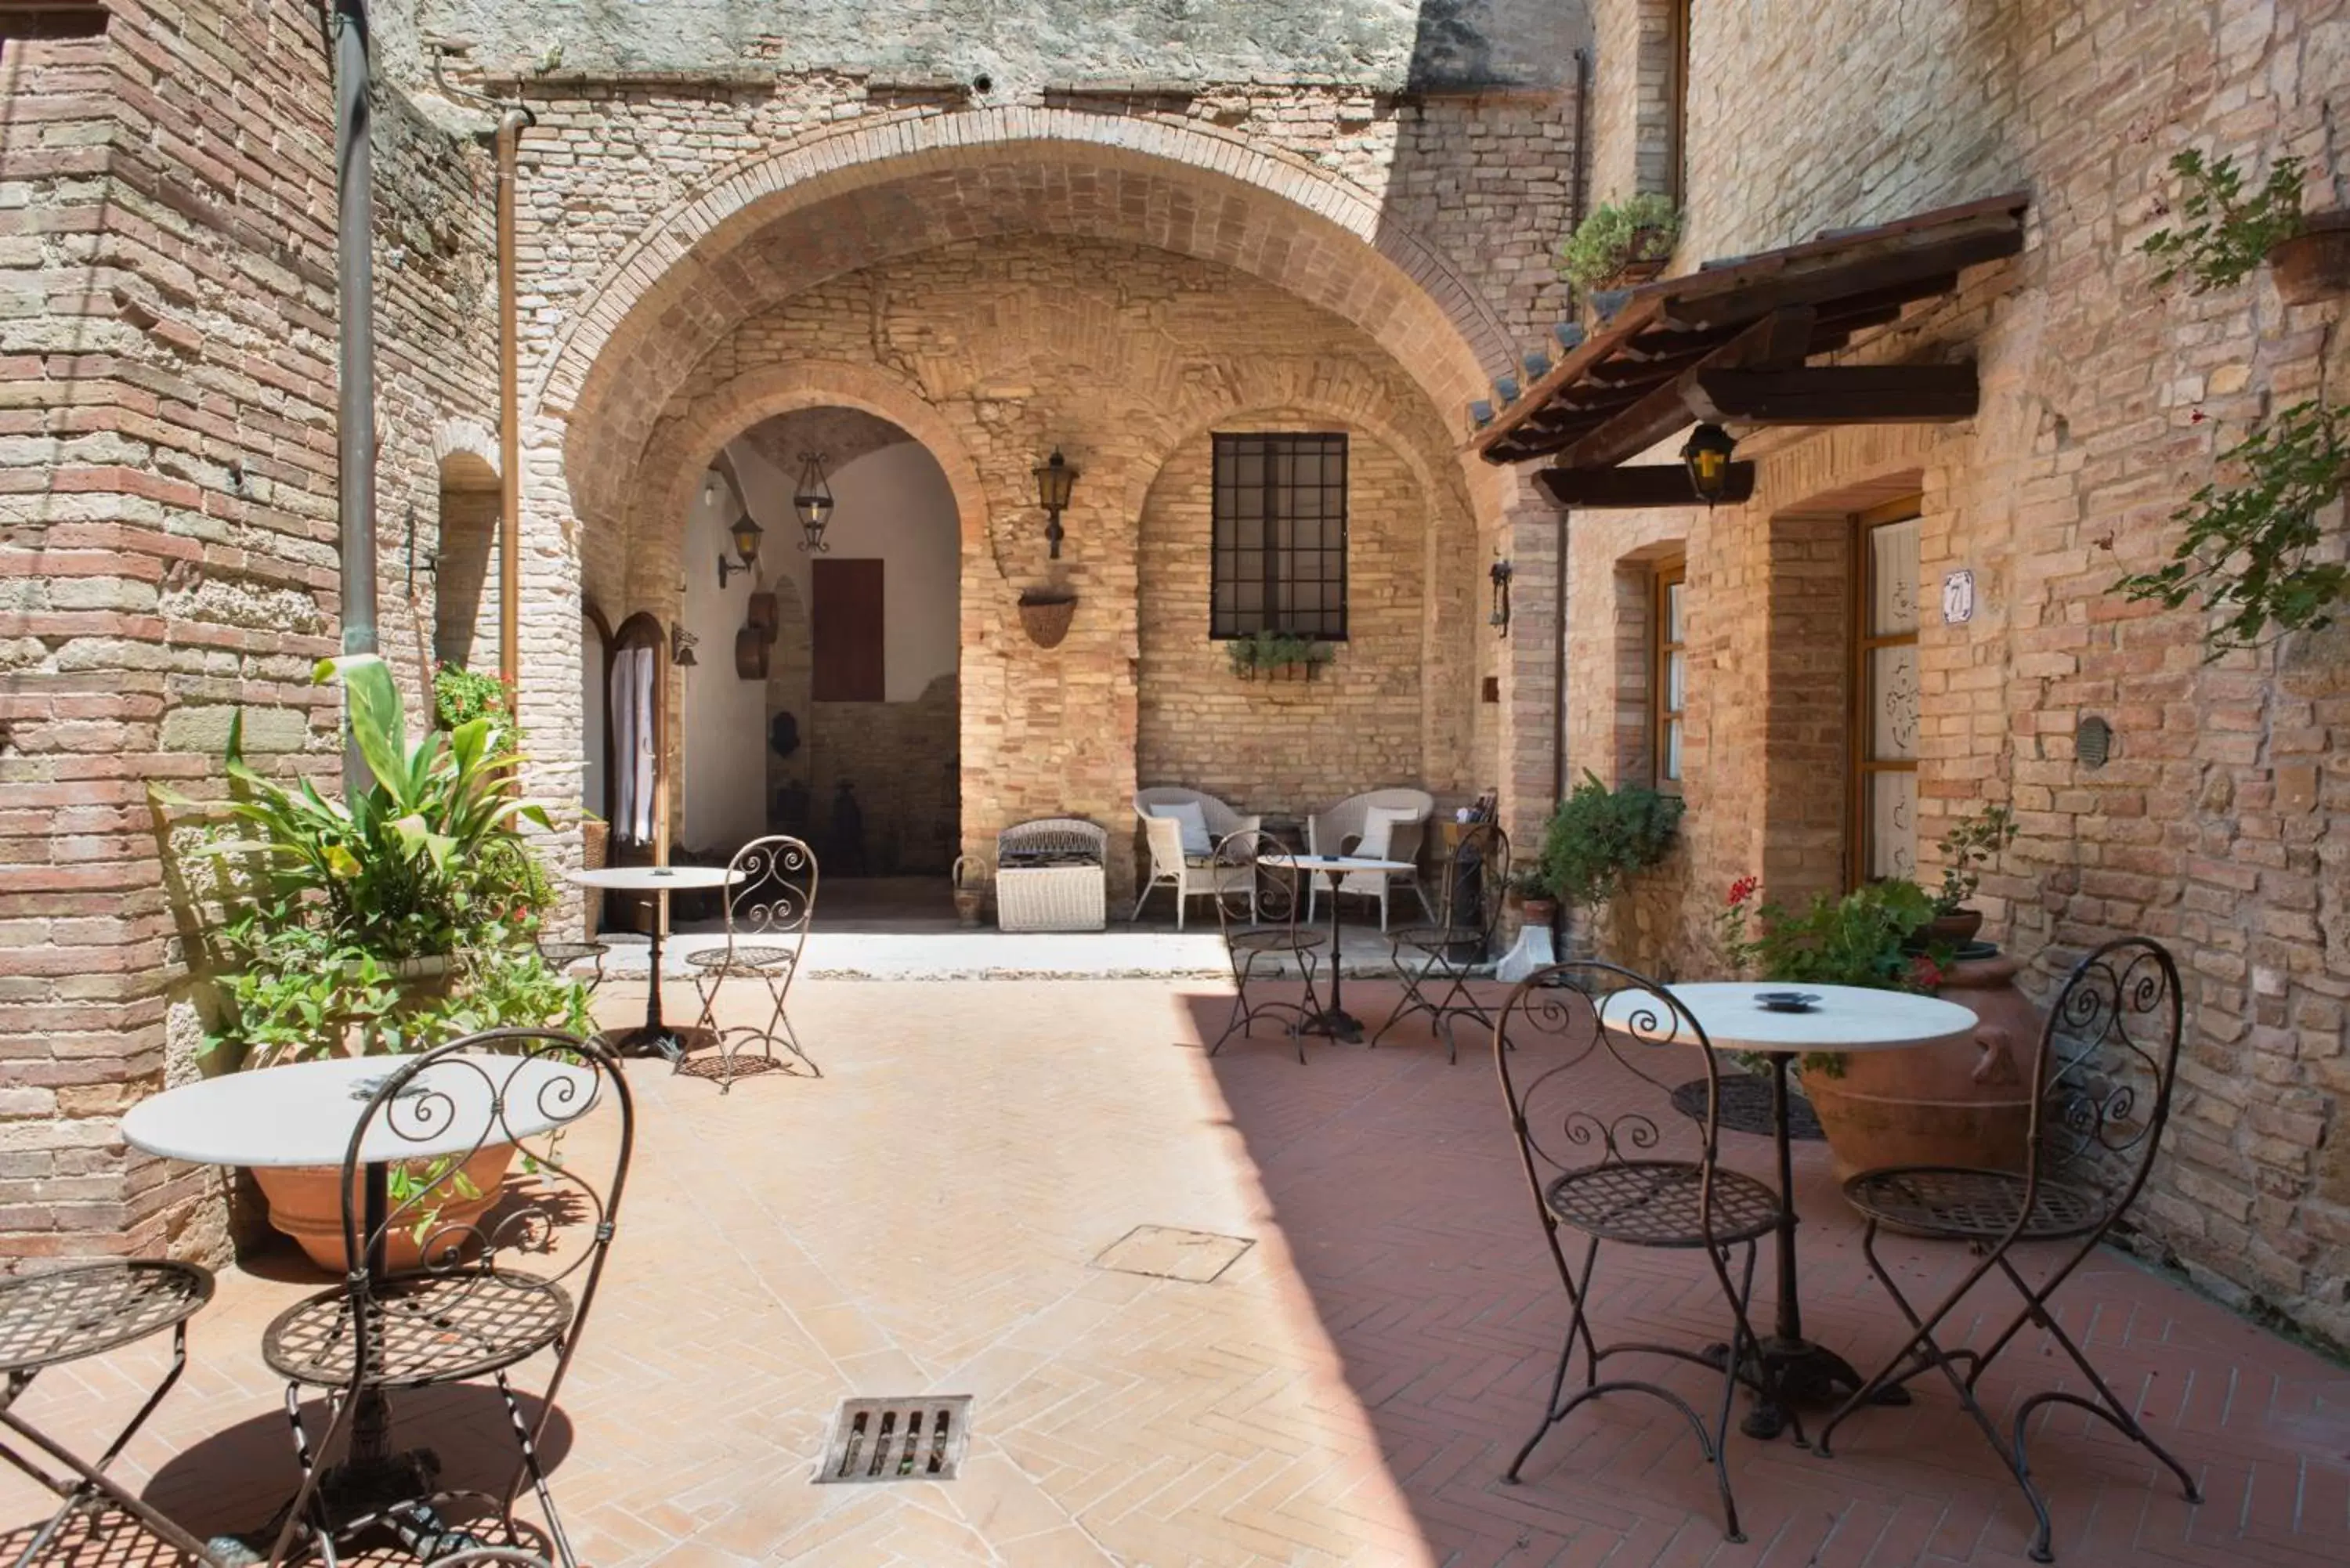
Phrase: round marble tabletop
[
  {"left": 121, "top": 1053, "right": 599, "bottom": 1169},
  {"left": 563, "top": 864, "right": 742, "bottom": 892},
  {"left": 1260, "top": 854, "right": 1419, "bottom": 874},
  {"left": 1604, "top": 981, "right": 1979, "bottom": 1057}
]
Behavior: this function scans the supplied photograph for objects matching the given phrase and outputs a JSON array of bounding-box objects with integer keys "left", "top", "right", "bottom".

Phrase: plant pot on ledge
[
  {"left": 2269, "top": 210, "right": 2350, "bottom": 305},
  {"left": 1017, "top": 592, "right": 1077, "bottom": 649}
]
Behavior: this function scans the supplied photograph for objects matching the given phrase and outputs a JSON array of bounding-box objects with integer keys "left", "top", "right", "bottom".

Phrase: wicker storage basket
[{"left": 994, "top": 817, "right": 1108, "bottom": 932}]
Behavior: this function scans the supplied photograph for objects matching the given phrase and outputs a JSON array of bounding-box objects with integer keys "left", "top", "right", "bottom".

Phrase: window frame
[
  {"left": 1652, "top": 559, "right": 1687, "bottom": 793},
  {"left": 1847, "top": 497, "right": 1924, "bottom": 890},
  {"left": 1208, "top": 432, "right": 1350, "bottom": 641}
]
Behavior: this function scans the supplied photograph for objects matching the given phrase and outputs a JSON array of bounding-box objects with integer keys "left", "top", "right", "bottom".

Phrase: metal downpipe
[
  {"left": 333, "top": 0, "right": 377, "bottom": 785},
  {"left": 494, "top": 107, "right": 533, "bottom": 700}
]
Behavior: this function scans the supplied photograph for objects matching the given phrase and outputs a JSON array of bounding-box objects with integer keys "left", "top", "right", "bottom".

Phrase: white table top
[
  {"left": 121, "top": 1053, "right": 599, "bottom": 1168},
  {"left": 1604, "top": 981, "right": 1978, "bottom": 1057},
  {"left": 1260, "top": 854, "right": 1419, "bottom": 874},
  {"left": 565, "top": 864, "right": 743, "bottom": 891}
]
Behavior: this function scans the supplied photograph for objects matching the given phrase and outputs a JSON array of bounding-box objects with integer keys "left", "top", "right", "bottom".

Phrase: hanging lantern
[
  {"left": 1033, "top": 448, "right": 1077, "bottom": 560},
  {"left": 1679, "top": 422, "right": 1738, "bottom": 506},
  {"left": 1488, "top": 557, "right": 1513, "bottom": 638},
  {"left": 718, "top": 509, "right": 764, "bottom": 587},
  {"left": 793, "top": 452, "right": 834, "bottom": 553}
]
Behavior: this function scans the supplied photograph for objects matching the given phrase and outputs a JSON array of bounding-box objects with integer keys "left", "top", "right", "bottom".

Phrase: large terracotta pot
[
  {"left": 1802, "top": 952, "right": 2043, "bottom": 1186},
  {"left": 251, "top": 1141, "right": 518, "bottom": 1273}
]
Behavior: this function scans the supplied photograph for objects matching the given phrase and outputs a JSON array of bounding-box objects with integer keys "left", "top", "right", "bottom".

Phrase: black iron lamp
[
  {"left": 793, "top": 451, "right": 834, "bottom": 554},
  {"left": 1680, "top": 422, "right": 1738, "bottom": 505},
  {"left": 718, "top": 508, "right": 764, "bottom": 587},
  {"left": 671, "top": 624, "right": 700, "bottom": 668},
  {"left": 1488, "top": 556, "right": 1513, "bottom": 638},
  {"left": 1034, "top": 448, "right": 1077, "bottom": 560}
]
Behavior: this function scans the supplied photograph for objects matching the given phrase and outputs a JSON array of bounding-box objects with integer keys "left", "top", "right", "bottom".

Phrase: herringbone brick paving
[{"left": 2, "top": 977, "right": 2342, "bottom": 1566}]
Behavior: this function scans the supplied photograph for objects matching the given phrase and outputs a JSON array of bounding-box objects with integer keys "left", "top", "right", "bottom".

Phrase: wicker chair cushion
[
  {"left": 1145, "top": 801, "right": 1213, "bottom": 857},
  {"left": 262, "top": 1270, "right": 573, "bottom": 1389},
  {"left": 1843, "top": 1166, "right": 2110, "bottom": 1241},
  {"left": 0, "top": 1262, "right": 212, "bottom": 1373},
  {"left": 1543, "top": 1162, "right": 1781, "bottom": 1248}
]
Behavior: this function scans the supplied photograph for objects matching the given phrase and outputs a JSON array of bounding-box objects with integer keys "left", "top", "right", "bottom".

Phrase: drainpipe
[
  {"left": 334, "top": 0, "right": 377, "bottom": 786},
  {"left": 1553, "top": 47, "right": 1592, "bottom": 812},
  {"left": 494, "top": 106, "right": 533, "bottom": 700}
]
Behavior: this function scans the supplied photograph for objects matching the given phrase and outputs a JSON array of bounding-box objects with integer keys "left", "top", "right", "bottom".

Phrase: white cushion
[
  {"left": 1356, "top": 804, "right": 1421, "bottom": 862},
  {"left": 1148, "top": 800, "right": 1214, "bottom": 858}
]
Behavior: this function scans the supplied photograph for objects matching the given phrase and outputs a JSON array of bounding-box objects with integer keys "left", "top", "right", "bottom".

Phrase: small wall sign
[{"left": 1941, "top": 569, "right": 1976, "bottom": 625}]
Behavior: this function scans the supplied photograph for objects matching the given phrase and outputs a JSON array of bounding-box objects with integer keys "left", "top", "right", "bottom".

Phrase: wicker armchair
[
  {"left": 1305, "top": 788, "right": 1434, "bottom": 930},
  {"left": 1132, "top": 789, "right": 1260, "bottom": 928}
]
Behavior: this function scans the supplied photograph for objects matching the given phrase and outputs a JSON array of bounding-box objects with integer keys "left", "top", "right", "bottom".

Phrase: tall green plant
[
  {"left": 1538, "top": 770, "right": 1683, "bottom": 908},
  {"left": 2139, "top": 150, "right": 2306, "bottom": 292}
]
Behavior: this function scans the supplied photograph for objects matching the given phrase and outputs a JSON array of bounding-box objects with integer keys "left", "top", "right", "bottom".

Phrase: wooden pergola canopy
[
  {"left": 0, "top": 2, "right": 107, "bottom": 44},
  {"left": 1474, "top": 191, "right": 2029, "bottom": 495}
]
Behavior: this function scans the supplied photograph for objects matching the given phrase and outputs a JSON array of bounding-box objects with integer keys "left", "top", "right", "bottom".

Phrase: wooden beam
[
  {"left": 1554, "top": 305, "right": 1816, "bottom": 470},
  {"left": 1536, "top": 462, "right": 1756, "bottom": 509},
  {"left": 1470, "top": 294, "right": 1666, "bottom": 460},
  {"left": 0, "top": 2, "right": 106, "bottom": 40},
  {"left": 1657, "top": 221, "right": 2022, "bottom": 332},
  {"left": 1688, "top": 363, "right": 1979, "bottom": 424}
]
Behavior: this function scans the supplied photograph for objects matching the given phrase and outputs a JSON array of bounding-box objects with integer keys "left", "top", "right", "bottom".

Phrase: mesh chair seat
[
  {"left": 686, "top": 944, "right": 797, "bottom": 973},
  {"left": 1843, "top": 1165, "right": 2111, "bottom": 1242},
  {"left": 1544, "top": 1162, "right": 1781, "bottom": 1248},
  {"left": 1228, "top": 927, "right": 1326, "bottom": 956},
  {"left": 537, "top": 941, "right": 607, "bottom": 969},
  {"left": 1392, "top": 923, "right": 1481, "bottom": 954},
  {"left": 0, "top": 1262, "right": 212, "bottom": 1373},
  {"left": 262, "top": 1270, "right": 573, "bottom": 1390}
]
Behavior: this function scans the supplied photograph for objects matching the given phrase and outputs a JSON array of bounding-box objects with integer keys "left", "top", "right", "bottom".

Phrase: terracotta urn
[
  {"left": 1802, "top": 950, "right": 2042, "bottom": 1188},
  {"left": 251, "top": 1141, "right": 518, "bottom": 1273}
]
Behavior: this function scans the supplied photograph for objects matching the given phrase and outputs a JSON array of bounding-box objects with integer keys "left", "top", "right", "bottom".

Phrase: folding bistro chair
[
  {"left": 258, "top": 1030, "right": 632, "bottom": 1568},
  {"left": 1816, "top": 937, "right": 2200, "bottom": 1562},
  {"left": 686, "top": 833, "right": 819, "bottom": 1091},
  {"left": 1493, "top": 962, "right": 1782, "bottom": 1541},
  {"left": 1374, "top": 822, "right": 1509, "bottom": 1061},
  {"left": 1207, "top": 829, "right": 1324, "bottom": 1062},
  {"left": 0, "top": 1261, "right": 216, "bottom": 1565}
]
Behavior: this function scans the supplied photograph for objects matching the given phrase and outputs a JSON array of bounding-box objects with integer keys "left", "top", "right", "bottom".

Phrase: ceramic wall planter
[
  {"left": 2269, "top": 211, "right": 2350, "bottom": 305},
  {"left": 251, "top": 1140, "right": 518, "bottom": 1273},
  {"left": 1801, "top": 950, "right": 2042, "bottom": 1192}
]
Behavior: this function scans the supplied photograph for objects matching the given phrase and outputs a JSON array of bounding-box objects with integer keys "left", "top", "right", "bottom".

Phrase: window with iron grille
[{"left": 1210, "top": 434, "right": 1349, "bottom": 640}]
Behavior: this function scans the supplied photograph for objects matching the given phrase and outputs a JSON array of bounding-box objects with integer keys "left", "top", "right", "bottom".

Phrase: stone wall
[
  {"left": 808, "top": 677, "right": 960, "bottom": 877},
  {"left": 0, "top": 9, "right": 499, "bottom": 1265},
  {"left": 1567, "top": 0, "right": 2350, "bottom": 1345}
]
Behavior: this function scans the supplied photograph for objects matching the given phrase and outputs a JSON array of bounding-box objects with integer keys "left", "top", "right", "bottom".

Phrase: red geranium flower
[{"left": 1726, "top": 876, "right": 1759, "bottom": 907}]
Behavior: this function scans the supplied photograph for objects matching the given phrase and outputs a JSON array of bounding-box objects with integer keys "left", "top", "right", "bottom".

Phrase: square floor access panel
[{"left": 1091, "top": 1225, "right": 1254, "bottom": 1284}]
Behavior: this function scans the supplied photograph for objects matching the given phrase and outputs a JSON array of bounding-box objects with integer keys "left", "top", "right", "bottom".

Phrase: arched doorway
[{"left": 677, "top": 408, "right": 961, "bottom": 884}]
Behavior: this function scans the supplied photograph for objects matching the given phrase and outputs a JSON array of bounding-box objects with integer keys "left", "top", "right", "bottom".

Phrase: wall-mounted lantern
[
  {"left": 1679, "top": 422, "right": 1738, "bottom": 505},
  {"left": 718, "top": 509, "right": 764, "bottom": 587},
  {"left": 1488, "top": 556, "right": 1514, "bottom": 638},
  {"left": 793, "top": 452, "right": 834, "bottom": 554},
  {"left": 1034, "top": 448, "right": 1077, "bottom": 560}
]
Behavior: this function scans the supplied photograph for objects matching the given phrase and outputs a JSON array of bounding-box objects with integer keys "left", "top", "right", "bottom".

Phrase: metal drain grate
[{"left": 815, "top": 1396, "right": 973, "bottom": 1484}]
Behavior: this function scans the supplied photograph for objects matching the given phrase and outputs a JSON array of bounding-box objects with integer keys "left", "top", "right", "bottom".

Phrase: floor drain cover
[
  {"left": 815, "top": 1396, "right": 972, "bottom": 1484},
  {"left": 1091, "top": 1225, "right": 1254, "bottom": 1283}
]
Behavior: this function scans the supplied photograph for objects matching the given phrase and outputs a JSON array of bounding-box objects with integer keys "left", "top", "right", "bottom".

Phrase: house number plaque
[{"left": 1941, "top": 569, "right": 1976, "bottom": 625}]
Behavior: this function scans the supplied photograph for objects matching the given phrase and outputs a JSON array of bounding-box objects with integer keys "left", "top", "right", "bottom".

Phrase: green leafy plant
[
  {"left": 1538, "top": 770, "right": 1683, "bottom": 908},
  {"left": 1932, "top": 804, "right": 2017, "bottom": 916},
  {"left": 432, "top": 662, "right": 519, "bottom": 750},
  {"left": 1224, "top": 630, "right": 1335, "bottom": 679},
  {"left": 2140, "top": 150, "right": 2306, "bottom": 292},
  {"left": 1557, "top": 192, "right": 1682, "bottom": 291},
  {"left": 1716, "top": 876, "right": 1950, "bottom": 1078},
  {"left": 2119, "top": 400, "right": 2350, "bottom": 656}
]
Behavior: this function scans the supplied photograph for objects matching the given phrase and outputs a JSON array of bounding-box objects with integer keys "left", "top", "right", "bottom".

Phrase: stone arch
[
  {"left": 546, "top": 111, "right": 1522, "bottom": 538},
  {"left": 432, "top": 417, "right": 500, "bottom": 486}
]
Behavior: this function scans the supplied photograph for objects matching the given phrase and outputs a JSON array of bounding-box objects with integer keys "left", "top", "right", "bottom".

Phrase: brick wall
[
  {"left": 1569, "top": 0, "right": 2350, "bottom": 1345},
  {"left": 807, "top": 678, "right": 959, "bottom": 876}
]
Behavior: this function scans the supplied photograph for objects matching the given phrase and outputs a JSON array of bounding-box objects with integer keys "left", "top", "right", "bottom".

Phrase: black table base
[
  {"left": 601, "top": 1023, "right": 721, "bottom": 1063},
  {"left": 1296, "top": 1008, "right": 1365, "bottom": 1043},
  {"left": 1704, "top": 1335, "right": 1911, "bottom": 1441}
]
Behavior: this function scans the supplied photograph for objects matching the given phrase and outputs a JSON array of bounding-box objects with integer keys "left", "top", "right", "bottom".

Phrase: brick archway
[{"left": 549, "top": 110, "right": 1517, "bottom": 537}]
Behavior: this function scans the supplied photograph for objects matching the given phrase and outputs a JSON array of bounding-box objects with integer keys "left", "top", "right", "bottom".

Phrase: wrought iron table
[
  {"left": 1605, "top": 981, "right": 1978, "bottom": 1441},
  {"left": 562, "top": 863, "right": 742, "bottom": 1060},
  {"left": 1258, "top": 854, "right": 1416, "bottom": 1043},
  {"left": 121, "top": 1054, "right": 599, "bottom": 1561}
]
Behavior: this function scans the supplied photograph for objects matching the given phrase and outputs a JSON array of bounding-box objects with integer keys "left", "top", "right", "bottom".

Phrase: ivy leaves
[{"left": 2139, "top": 150, "right": 2306, "bottom": 293}]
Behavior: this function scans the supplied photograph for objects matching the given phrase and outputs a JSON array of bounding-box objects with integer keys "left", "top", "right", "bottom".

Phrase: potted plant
[
  {"left": 1716, "top": 876, "right": 2034, "bottom": 1183},
  {"left": 161, "top": 655, "right": 586, "bottom": 1270},
  {"left": 950, "top": 853, "right": 986, "bottom": 928},
  {"left": 1557, "top": 193, "right": 1682, "bottom": 294},
  {"left": 1225, "top": 630, "right": 1335, "bottom": 682},
  {"left": 1537, "top": 770, "right": 1683, "bottom": 931},
  {"left": 2140, "top": 149, "right": 2350, "bottom": 304},
  {"left": 1017, "top": 590, "right": 1078, "bottom": 649},
  {"left": 2119, "top": 398, "right": 2350, "bottom": 656},
  {"left": 1925, "top": 803, "right": 2017, "bottom": 946}
]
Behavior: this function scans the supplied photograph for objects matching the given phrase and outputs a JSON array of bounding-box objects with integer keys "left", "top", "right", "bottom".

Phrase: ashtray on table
[{"left": 1753, "top": 991, "right": 1820, "bottom": 1013}]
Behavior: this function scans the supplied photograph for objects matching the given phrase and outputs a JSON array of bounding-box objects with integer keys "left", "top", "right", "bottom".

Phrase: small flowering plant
[{"left": 1714, "top": 874, "right": 1950, "bottom": 1078}]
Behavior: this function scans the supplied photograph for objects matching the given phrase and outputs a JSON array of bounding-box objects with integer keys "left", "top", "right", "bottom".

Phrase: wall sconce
[
  {"left": 1680, "top": 422, "right": 1738, "bottom": 505},
  {"left": 718, "top": 509, "right": 764, "bottom": 587},
  {"left": 671, "top": 624, "right": 700, "bottom": 668},
  {"left": 1488, "top": 556, "right": 1514, "bottom": 638},
  {"left": 1034, "top": 448, "right": 1077, "bottom": 560},
  {"left": 794, "top": 452, "right": 834, "bottom": 553}
]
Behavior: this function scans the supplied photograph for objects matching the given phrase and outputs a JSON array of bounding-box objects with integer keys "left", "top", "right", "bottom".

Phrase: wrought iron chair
[
  {"left": 1374, "top": 822, "right": 1509, "bottom": 1061},
  {"left": 1493, "top": 963, "right": 1783, "bottom": 1541},
  {"left": 1207, "top": 829, "right": 1324, "bottom": 1062},
  {"left": 257, "top": 1029, "right": 632, "bottom": 1568},
  {"left": 686, "top": 834, "right": 819, "bottom": 1091},
  {"left": 1816, "top": 937, "right": 2199, "bottom": 1562},
  {"left": 0, "top": 1261, "right": 217, "bottom": 1565},
  {"left": 534, "top": 939, "right": 607, "bottom": 997}
]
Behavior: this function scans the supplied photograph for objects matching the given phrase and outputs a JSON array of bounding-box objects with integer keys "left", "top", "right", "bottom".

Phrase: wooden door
[{"left": 812, "top": 558, "right": 884, "bottom": 702}]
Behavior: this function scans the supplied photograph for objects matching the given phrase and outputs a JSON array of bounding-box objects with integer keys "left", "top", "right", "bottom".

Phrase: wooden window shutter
[{"left": 812, "top": 558, "right": 885, "bottom": 702}]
